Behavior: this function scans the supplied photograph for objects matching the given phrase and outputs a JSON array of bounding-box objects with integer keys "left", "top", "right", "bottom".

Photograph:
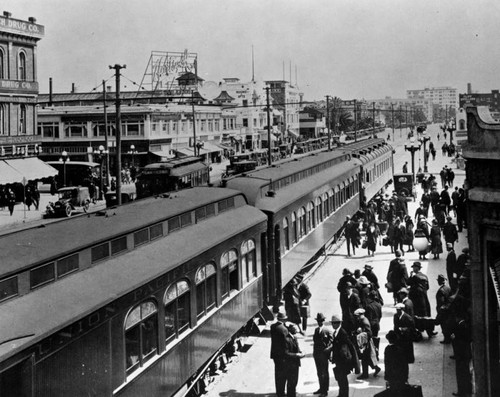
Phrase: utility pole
[
  {"left": 391, "top": 103, "right": 395, "bottom": 141},
  {"left": 354, "top": 99, "right": 358, "bottom": 142},
  {"left": 109, "top": 64, "right": 126, "bottom": 205},
  {"left": 326, "top": 95, "right": 331, "bottom": 150},
  {"left": 266, "top": 86, "right": 272, "bottom": 166},
  {"left": 191, "top": 91, "right": 198, "bottom": 156},
  {"left": 372, "top": 102, "right": 375, "bottom": 138},
  {"left": 399, "top": 105, "right": 402, "bottom": 137},
  {"left": 102, "top": 80, "right": 110, "bottom": 187},
  {"left": 405, "top": 104, "right": 408, "bottom": 136}
]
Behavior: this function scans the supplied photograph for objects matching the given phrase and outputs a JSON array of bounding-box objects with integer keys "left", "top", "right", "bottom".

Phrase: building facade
[
  {"left": 0, "top": 11, "right": 44, "bottom": 156},
  {"left": 462, "top": 106, "right": 500, "bottom": 397},
  {"left": 299, "top": 107, "right": 325, "bottom": 139},
  {"left": 266, "top": 80, "right": 302, "bottom": 141},
  {"left": 459, "top": 89, "right": 500, "bottom": 120},
  {"left": 407, "top": 86, "right": 458, "bottom": 117}
]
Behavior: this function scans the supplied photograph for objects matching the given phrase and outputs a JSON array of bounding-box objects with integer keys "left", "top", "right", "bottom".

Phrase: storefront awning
[
  {"left": 149, "top": 150, "right": 175, "bottom": 160},
  {"left": 175, "top": 142, "right": 222, "bottom": 157},
  {"left": 0, "top": 158, "right": 58, "bottom": 185}
]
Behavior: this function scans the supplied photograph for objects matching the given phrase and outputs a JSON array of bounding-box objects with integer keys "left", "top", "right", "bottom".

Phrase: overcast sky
[{"left": 3, "top": 0, "right": 500, "bottom": 101}]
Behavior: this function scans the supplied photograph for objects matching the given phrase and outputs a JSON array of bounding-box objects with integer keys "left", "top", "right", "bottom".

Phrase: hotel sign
[
  {"left": 0, "top": 16, "right": 44, "bottom": 38},
  {"left": 149, "top": 49, "right": 197, "bottom": 90},
  {"left": 0, "top": 79, "right": 39, "bottom": 94}
]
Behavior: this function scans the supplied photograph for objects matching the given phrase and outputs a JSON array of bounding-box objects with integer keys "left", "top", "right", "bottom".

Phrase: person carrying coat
[
  {"left": 353, "top": 308, "right": 381, "bottom": 379},
  {"left": 330, "top": 315, "right": 357, "bottom": 397},
  {"left": 312, "top": 313, "right": 333, "bottom": 397}
]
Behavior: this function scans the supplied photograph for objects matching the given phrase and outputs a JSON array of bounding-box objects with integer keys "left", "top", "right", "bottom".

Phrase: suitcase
[
  {"left": 374, "top": 384, "right": 423, "bottom": 397},
  {"left": 414, "top": 316, "right": 435, "bottom": 332}
]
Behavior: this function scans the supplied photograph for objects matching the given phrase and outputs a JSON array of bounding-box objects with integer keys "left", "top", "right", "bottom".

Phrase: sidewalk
[{"left": 205, "top": 125, "right": 468, "bottom": 397}]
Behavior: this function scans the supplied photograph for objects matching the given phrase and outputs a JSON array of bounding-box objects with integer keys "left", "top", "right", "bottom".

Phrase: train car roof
[
  {"left": 226, "top": 150, "right": 362, "bottom": 212},
  {"left": 0, "top": 204, "right": 267, "bottom": 361},
  {"left": 0, "top": 187, "right": 242, "bottom": 277}
]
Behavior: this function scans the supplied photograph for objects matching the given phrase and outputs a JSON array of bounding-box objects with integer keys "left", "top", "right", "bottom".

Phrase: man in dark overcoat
[
  {"left": 283, "top": 324, "right": 305, "bottom": 397},
  {"left": 443, "top": 216, "right": 459, "bottom": 249},
  {"left": 393, "top": 303, "right": 416, "bottom": 364},
  {"left": 330, "top": 315, "right": 355, "bottom": 397},
  {"left": 270, "top": 310, "right": 289, "bottom": 397},
  {"left": 446, "top": 243, "right": 458, "bottom": 292},
  {"left": 407, "top": 262, "right": 437, "bottom": 338},
  {"left": 312, "top": 313, "right": 333, "bottom": 396}
]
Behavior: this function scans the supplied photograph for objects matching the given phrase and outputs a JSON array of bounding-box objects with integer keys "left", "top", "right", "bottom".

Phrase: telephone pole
[
  {"left": 109, "top": 64, "right": 126, "bottom": 205},
  {"left": 354, "top": 99, "right": 358, "bottom": 142},
  {"left": 326, "top": 95, "right": 331, "bottom": 150},
  {"left": 372, "top": 102, "right": 375, "bottom": 138},
  {"left": 391, "top": 103, "right": 395, "bottom": 141},
  {"left": 266, "top": 86, "right": 272, "bottom": 166},
  {"left": 102, "top": 80, "right": 110, "bottom": 187}
]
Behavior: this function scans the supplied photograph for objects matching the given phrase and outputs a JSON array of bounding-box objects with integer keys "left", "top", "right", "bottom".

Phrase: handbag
[
  {"left": 300, "top": 304, "right": 310, "bottom": 318},
  {"left": 361, "top": 239, "right": 368, "bottom": 249},
  {"left": 382, "top": 236, "right": 390, "bottom": 246}
]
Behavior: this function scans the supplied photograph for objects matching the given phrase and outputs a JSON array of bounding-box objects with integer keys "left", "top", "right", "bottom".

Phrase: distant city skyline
[{"left": 3, "top": 0, "right": 500, "bottom": 101}]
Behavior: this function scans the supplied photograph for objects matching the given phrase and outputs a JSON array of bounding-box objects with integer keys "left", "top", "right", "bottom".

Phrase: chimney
[
  {"left": 71, "top": 83, "right": 76, "bottom": 93},
  {"left": 3, "top": 11, "right": 12, "bottom": 18},
  {"left": 28, "top": 17, "right": 37, "bottom": 23},
  {"left": 49, "top": 78, "right": 53, "bottom": 106},
  {"left": 467, "top": 83, "right": 472, "bottom": 94}
]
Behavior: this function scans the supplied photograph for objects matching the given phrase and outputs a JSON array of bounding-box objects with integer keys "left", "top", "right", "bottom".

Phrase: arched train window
[
  {"left": 241, "top": 239, "right": 256, "bottom": 282},
  {"left": 164, "top": 280, "right": 190, "bottom": 343},
  {"left": 195, "top": 263, "right": 217, "bottom": 317},
  {"left": 283, "top": 217, "right": 290, "bottom": 252},
  {"left": 125, "top": 300, "right": 158, "bottom": 375},
  {"left": 221, "top": 250, "right": 239, "bottom": 297}
]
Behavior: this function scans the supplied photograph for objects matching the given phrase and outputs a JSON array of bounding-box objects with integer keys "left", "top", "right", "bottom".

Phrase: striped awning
[{"left": 0, "top": 158, "right": 58, "bottom": 185}]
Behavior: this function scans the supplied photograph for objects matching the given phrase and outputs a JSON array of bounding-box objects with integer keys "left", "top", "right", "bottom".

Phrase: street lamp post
[
  {"left": 419, "top": 132, "right": 431, "bottom": 173},
  {"left": 447, "top": 122, "right": 456, "bottom": 146},
  {"left": 94, "top": 145, "right": 109, "bottom": 199},
  {"left": 59, "top": 150, "right": 69, "bottom": 187},
  {"left": 128, "top": 144, "right": 138, "bottom": 168},
  {"left": 404, "top": 136, "right": 421, "bottom": 182}
]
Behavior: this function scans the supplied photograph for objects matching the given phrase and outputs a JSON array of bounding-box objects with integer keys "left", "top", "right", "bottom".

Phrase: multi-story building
[
  {"left": 266, "top": 80, "right": 302, "bottom": 141},
  {"left": 372, "top": 97, "right": 433, "bottom": 125},
  {"left": 459, "top": 89, "right": 500, "bottom": 119},
  {"left": 0, "top": 11, "right": 55, "bottom": 183},
  {"left": 407, "top": 86, "right": 458, "bottom": 118},
  {"left": 299, "top": 107, "right": 325, "bottom": 139}
]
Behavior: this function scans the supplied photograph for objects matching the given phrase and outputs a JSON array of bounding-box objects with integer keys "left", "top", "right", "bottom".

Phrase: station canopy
[{"left": 0, "top": 157, "right": 58, "bottom": 185}]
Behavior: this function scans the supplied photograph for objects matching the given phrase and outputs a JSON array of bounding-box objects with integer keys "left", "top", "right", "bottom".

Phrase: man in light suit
[{"left": 313, "top": 313, "right": 333, "bottom": 396}]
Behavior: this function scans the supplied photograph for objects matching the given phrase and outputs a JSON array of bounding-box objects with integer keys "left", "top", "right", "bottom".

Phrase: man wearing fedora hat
[
  {"left": 408, "top": 262, "right": 437, "bottom": 338},
  {"left": 312, "top": 313, "right": 333, "bottom": 396},
  {"left": 435, "top": 274, "right": 452, "bottom": 344},
  {"left": 443, "top": 215, "right": 459, "bottom": 249},
  {"left": 330, "top": 315, "right": 356, "bottom": 397},
  {"left": 270, "top": 309, "right": 289, "bottom": 397},
  {"left": 446, "top": 243, "right": 458, "bottom": 292}
]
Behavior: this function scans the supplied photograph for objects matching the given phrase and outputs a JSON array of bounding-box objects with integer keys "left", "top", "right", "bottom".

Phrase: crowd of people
[
  {"left": 0, "top": 183, "right": 40, "bottom": 216},
  {"left": 269, "top": 157, "right": 472, "bottom": 396}
]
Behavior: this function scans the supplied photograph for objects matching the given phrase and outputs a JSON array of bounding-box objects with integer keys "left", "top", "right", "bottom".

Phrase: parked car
[{"left": 45, "top": 186, "right": 91, "bottom": 217}]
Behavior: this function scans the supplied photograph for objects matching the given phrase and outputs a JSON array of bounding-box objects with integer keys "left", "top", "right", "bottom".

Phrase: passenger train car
[{"left": 0, "top": 138, "right": 393, "bottom": 397}]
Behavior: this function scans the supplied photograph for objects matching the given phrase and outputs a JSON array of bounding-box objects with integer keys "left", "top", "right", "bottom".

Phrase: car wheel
[
  {"left": 83, "top": 200, "right": 90, "bottom": 212},
  {"left": 65, "top": 205, "right": 72, "bottom": 217}
]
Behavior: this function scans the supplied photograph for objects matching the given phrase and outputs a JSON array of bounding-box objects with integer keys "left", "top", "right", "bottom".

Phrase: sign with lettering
[
  {"left": 147, "top": 50, "right": 198, "bottom": 91},
  {"left": 0, "top": 79, "right": 39, "bottom": 94},
  {"left": 0, "top": 16, "right": 44, "bottom": 38}
]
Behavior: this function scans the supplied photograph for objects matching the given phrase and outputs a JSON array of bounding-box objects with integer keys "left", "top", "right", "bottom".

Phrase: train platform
[{"left": 204, "top": 126, "right": 471, "bottom": 397}]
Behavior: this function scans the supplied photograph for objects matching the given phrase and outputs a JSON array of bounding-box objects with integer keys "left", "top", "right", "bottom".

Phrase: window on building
[
  {"left": 164, "top": 280, "right": 190, "bottom": 343},
  {"left": 18, "top": 51, "right": 26, "bottom": 81},
  {"left": 195, "top": 263, "right": 217, "bottom": 318},
  {"left": 243, "top": 118, "right": 248, "bottom": 127},
  {"left": 19, "top": 105, "right": 27, "bottom": 134},
  {"left": 125, "top": 122, "right": 142, "bottom": 137},
  {"left": 65, "top": 123, "right": 88, "bottom": 138},
  {"left": 221, "top": 250, "right": 239, "bottom": 298},
  {"left": 125, "top": 301, "right": 158, "bottom": 375},
  {"left": 0, "top": 104, "right": 5, "bottom": 135},
  {"left": 38, "top": 122, "right": 60, "bottom": 138},
  {"left": 241, "top": 239, "right": 256, "bottom": 283}
]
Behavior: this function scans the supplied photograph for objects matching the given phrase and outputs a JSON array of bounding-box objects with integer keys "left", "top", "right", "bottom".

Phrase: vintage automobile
[
  {"left": 393, "top": 173, "right": 416, "bottom": 201},
  {"left": 45, "top": 186, "right": 91, "bottom": 217}
]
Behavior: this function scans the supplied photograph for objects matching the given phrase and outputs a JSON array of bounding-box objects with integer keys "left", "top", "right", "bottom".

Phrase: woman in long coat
[
  {"left": 365, "top": 222, "right": 380, "bottom": 256},
  {"left": 430, "top": 219, "right": 443, "bottom": 259},
  {"left": 404, "top": 215, "right": 415, "bottom": 252}
]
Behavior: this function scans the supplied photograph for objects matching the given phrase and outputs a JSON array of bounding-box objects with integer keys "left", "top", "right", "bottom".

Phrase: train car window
[
  {"left": 316, "top": 197, "right": 323, "bottom": 224},
  {"left": 195, "top": 264, "right": 217, "bottom": 318},
  {"left": 134, "top": 228, "right": 150, "bottom": 247},
  {"left": 91, "top": 242, "right": 110, "bottom": 263},
  {"left": 30, "top": 262, "right": 55, "bottom": 289},
  {"left": 196, "top": 207, "right": 206, "bottom": 222},
  {"left": 218, "top": 199, "right": 227, "bottom": 213},
  {"left": 221, "top": 250, "right": 239, "bottom": 297},
  {"left": 125, "top": 301, "right": 158, "bottom": 375},
  {"left": 206, "top": 203, "right": 216, "bottom": 217},
  {"left": 291, "top": 212, "right": 297, "bottom": 244},
  {"left": 164, "top": 280, "right": 191, "bottom": 343},
  {"left": 0, "top": 276, "right": 18, "bottom": 302},
  {"left": 150, "top": 223, "right": 163, "bottom": 240},
  {"left": 323, "top": 193, "right": 329, "bottom": 218},
  {"left": 111, "top": 237, "right": 128, "bottom": 255},
  {"left": 241, "top": 240, "right": 256, "bottom": 282},
  {"left": 57, "top": 253, "right": 79, "bottom": 278},
  {"left": 328, "top": 189, "right": 334, "bottom": 213},
  {"left": 168, "top": 216, "right": 181, "bottom": 232},
  {"left": 306, "top": 202, "right": 314, "bottom": 231},
  {"left": 0, "top": 357, "right": 33, "bottom": 397},
  {"left": 297, "top": 207, "right": 306, "bottom": 239},
  {"left": 181, "top": 212, "right": 192, "bottom": 227},
  {"left": 283, "top": 218, "right": 290, "bottom": 252}
]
